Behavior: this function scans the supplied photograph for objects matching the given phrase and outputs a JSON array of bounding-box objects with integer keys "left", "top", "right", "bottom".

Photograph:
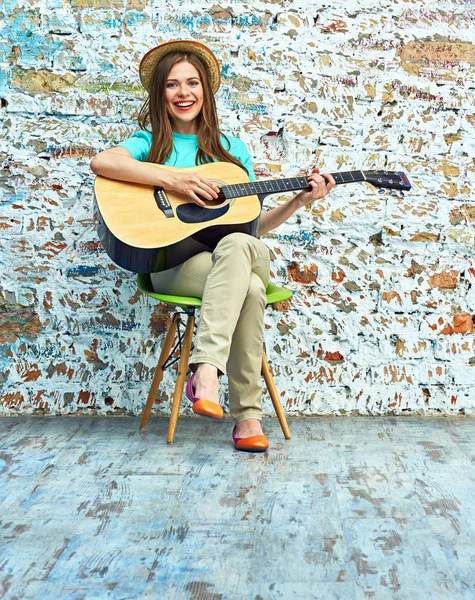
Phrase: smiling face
[{"left": 165, "top": 60, "right": 204, "bottom": 134}]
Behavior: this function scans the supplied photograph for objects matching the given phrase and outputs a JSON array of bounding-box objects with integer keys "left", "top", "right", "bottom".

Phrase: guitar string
[{"left": 220, "top": 170, "right": 367, "bottom": 197}]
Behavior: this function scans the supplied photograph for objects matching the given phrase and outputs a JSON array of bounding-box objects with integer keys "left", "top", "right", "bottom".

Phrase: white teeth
[{"left": 175, "top": 102, "right": 194, "bottom": 107}]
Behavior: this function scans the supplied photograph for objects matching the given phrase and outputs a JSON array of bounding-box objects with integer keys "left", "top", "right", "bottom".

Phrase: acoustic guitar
[{"left": 94, "top": 162, "right": 411, "bottom": 273}]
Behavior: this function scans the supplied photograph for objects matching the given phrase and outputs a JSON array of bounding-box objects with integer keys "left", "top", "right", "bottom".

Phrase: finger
[
  {"left": 195, "top": 184, "right": 218, "bottom": 202},
  {"left": 188, "top": 176, "right": 217, "bottom": 198},
  {"left": 322, "top": 173, "right": 336, "bottom": 189},
  {"left": 318, "top": 175, "right": 334, "bottom": 196},
  {"left": 209, "top": 181, "right": 221, "bottom": 194},
  {"left": 189, "top": 192, "right": 207, "bottom": 207},
  {"left": 200, "top": 179, "right": 220, "bottom": 198},
  {"left": 198, "top": 183, "right": 219, "bottom": 200},
  {"left": 307, "top": 176, "right": 330, "bottom": 199},
  {"left": 308, "top": 180, "right": 319, "bottom": 195},
  {"left": 308, "top": 174, "right": 327, "bottom": 188}
]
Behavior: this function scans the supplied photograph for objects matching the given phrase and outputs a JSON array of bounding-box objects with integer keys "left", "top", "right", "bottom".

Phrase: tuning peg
[{"left": 378, "top": 188, "right": 386, "bottom": 194}]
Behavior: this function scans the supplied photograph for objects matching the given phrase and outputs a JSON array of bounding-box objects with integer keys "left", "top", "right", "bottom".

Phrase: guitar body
[
  {"left": 93, "top": 162, "right": 411, "bottom": 273},
  {"left": 94, "top": 162, "right": 261, "bottom": 273}
]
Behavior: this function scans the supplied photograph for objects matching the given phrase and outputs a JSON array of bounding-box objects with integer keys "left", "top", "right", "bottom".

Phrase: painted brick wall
[{"left": 1, "top": 0, "right": 474, "bottom": 416}]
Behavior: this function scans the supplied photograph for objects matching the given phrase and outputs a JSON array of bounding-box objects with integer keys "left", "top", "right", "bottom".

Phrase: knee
[
  {"left": 215, "top": 233, "right": 269, "bottom": 259},
  {"left": 215, "top": 232, "right": 251, "bottom": 253}
]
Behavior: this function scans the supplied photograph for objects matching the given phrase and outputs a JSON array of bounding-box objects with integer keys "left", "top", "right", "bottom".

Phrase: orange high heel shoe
[
  {"left": 186, "top": 374, "right": 223, "bottom": 420},
  {"left": 232, "top": 425, "right": 269, "bottom": 452}
]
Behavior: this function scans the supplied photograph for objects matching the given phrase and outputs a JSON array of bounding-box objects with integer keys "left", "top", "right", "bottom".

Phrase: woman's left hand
[{"left": 294, "top": 167, "right": 336, "bottom": 207}]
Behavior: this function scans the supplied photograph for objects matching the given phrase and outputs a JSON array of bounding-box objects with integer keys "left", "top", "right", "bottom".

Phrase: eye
[
  {"left": 189, "top": 80, "right": 200, "bottom": 86},
  {"left": 166, "top": 82, "right": 177, "bottom": 88}
]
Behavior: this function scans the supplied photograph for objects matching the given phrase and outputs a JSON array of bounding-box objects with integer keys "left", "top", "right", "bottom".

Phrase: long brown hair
[{"left": 137, "top": 52, "right": 247, "bottom": 173}]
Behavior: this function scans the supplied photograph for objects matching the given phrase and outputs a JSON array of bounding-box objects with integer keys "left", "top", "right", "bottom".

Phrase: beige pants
[{"left": 151, "top": 233, "right": 270, "bottom": 423}]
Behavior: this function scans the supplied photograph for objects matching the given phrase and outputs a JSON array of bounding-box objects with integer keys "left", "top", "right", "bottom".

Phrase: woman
[{"left": 90, "top": 40, "right": 335, "bottom": 452}]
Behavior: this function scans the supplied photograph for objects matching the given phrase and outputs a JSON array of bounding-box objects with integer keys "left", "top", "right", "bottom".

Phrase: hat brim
[{"left": 139, "top": 40, "right": 221, "bottom": 94}]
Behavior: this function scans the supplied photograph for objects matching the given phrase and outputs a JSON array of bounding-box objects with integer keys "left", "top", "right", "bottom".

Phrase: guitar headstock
[{"left": 363, "top": 170, "right": 412, "bottom": 191}]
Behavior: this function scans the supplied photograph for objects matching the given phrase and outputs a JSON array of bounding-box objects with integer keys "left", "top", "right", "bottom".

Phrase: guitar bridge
[{"left": 154, "top": 187, "right": 174, "bottom": 218}]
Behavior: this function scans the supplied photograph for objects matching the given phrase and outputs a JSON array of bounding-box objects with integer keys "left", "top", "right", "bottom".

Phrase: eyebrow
[{"left": 166, "top": 77, "right": 200, "bottom": 82}]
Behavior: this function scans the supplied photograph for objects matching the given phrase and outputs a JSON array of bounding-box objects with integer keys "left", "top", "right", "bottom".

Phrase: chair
[{"left": 137, "top": 273, "right": 292, "bottom": 443}]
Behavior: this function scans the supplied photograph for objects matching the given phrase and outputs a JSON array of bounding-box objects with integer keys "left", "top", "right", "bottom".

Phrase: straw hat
[{"left": 139, "top": 40, "right": 221, "bottom": 94}]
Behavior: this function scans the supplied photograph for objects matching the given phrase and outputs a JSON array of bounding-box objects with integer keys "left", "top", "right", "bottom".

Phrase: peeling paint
[{"left": 0, "top": 1, "right": 475, "bottom": 416}]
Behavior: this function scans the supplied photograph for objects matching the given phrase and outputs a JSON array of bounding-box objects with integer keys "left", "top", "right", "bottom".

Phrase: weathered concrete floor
[{"left": 0, "top": 416, "right": 474, "bottom": 600}]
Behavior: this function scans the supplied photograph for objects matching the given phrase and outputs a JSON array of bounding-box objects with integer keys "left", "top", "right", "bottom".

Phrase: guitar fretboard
[
  {"left": 331, "top": 171, "right": 365, "bottom": 184},
  {"left": 221, "top": 170, "right": 365, "bottom": 199}
]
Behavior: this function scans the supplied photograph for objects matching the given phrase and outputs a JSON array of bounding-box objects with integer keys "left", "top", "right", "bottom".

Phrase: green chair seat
[
  {"left": 137, "top": 273, "right": 292, "bottom": 308},
  {"left": 265, "top": 283, "right": 293, "bottom": 305}
]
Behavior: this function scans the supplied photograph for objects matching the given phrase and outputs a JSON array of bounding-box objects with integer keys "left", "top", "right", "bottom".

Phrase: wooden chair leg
[
  {"left": 140, "top": 313, "right": 180, "bottom": 429},
  {"left": 167, "top": 313, "right": 195, "bottom": 444},
  {"left": 262, "top": 350, "right": 291, "bottom": 439}
]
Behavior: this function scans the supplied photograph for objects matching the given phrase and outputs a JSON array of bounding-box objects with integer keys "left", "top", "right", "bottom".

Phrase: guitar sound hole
[{"left": 197, "top": 191, "right": 227, "bottom": 208}]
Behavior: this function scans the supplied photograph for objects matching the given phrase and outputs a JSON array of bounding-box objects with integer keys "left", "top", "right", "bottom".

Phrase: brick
[
  {"left": 11, "top": 69, "right": 77, "bottom": 93},
  {"left": 0, "top": 301, "right": 44, "bottom": 342},
  {"left": 384, "top": 81, "right": 468, "bottom": 109},
  {"left": 370, "top": 363, "right": 445, "bottom": 386},
  {"left": 79, "top": 9, "right": 125, "bottom": 34},
  {"left": 299, "top": 364, "right": 366, "bottom": 387},
  {"left": 149, "top": 307, "right": 172, "bottom": 336},
  {"left": 287, "top": 262, "right": 318, "bottom": 284},
  {"left": 272, "top": 299, "right": 291, "bottom": 312},
  {"left": 71, "top": 0, "right": 146, "bottom": 8},
  {"left": 16, "top": 361, "right": 42, "bottom": 382},
  {"left": 48, "top": 93, "right": 121, "bottom": 118},
  {"left": 41, "top": 10, "right": 77, "bottom": 34},
  {"left": 3, "top": 93, "right": 48, "bottom": 114},
  {"left": 400, "top": 41, "right": 475, "bottom": 76},
  {"left": 421, "top": 385, "right": 474, "bottom": 412},
  {"left": 410, "top": 232, "right": 439, "bottom": 243},
  {"left": 378, "top": 287, "right": 455, "bottom": 314},
  {"left": 379, "top": 337, "right": 433, "bottom": 361},
  {"left": 420, "top": 314, "right": 474, "bottom": 338},
  {"left": 362, "top": 126, "right": 402, "bottom": 152},
  {"left": 428, "top": 270, "right": 458, "bottom": 290},
  {"left": 448, "top": 364, "right": 475, "bottom": 385},
  {"left": 434, "top": 338, "right": 475, "bottom": 362},
  {"left": 0, "top": 391, "right": 26, "bottom": 408},
  {"left": 381, "top": 291, "right": 403, "bottom": 307},
  {"left": 336, "top": 384, "right": 423, "bottom": 414},
  {"left": 0, "top": 217, "right": 23, "bottom": 233},
  {"left": 453, "top": 314, "right": 473, "bottom": 334},
  {"left": 232, "top": 12, "right": 274, "bottom": 32}
]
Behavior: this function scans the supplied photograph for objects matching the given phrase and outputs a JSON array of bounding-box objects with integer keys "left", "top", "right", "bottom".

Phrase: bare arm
[
  {"left": 258, "top": 196, "right": 303, "bottom": 237},
  {"left": 258, "top": 168, "right": 336, "bottom": 237},
  {"left": 91, "top": 146, "right": 171, "bottom": 187},
  {"left": 90, "top": 147, "right": 220, "bottom": 206}
]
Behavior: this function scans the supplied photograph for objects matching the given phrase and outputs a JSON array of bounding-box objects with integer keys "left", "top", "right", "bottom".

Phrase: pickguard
[{"left": 176, "top": 203, "right": 230, "bottom": 223}]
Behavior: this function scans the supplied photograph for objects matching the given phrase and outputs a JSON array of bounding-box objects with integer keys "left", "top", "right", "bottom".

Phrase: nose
[{"left": 177, "top": 84, "right": 189, "bottom": 97}]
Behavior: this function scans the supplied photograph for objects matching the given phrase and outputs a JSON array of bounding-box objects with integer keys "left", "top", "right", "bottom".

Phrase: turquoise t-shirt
[{"left": 118, "top": 130, "right": 256, "bottom": 182}]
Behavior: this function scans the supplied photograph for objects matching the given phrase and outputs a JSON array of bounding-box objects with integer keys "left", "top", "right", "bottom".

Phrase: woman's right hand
[{"left": 165, "top": 172, "right": 220, "bottom": 207}]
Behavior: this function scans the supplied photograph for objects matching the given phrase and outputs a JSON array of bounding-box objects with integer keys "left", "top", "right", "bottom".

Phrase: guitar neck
[{"left": 221, "top": 170, "right": 365, "bottom": 199}]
